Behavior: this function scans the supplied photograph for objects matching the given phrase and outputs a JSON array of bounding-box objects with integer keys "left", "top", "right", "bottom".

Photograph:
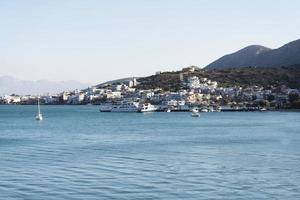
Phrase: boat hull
[
  {"left": 35, "top": 114, "right": 43, "bottom": 121},
  {"left": 99, "top": 102, "right": 140, "bottom": 112}
]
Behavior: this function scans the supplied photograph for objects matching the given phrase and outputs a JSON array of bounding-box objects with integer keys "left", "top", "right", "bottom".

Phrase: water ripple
[{"left": 0, "top": 106, "right": 300, "bottom": 199}]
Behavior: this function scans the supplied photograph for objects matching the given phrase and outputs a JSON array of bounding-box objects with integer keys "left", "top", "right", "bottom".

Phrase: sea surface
[{"left": 0, "top": 105, "right": 300, "bottom": 200}]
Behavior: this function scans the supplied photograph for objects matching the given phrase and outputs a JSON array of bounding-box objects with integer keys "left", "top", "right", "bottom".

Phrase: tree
[
  {"left": 288, "top": 93, "right": 299, "bottom": 103},
  {"left": 291, "top": 100, "right": 300, "bottom": 109},
  {"left": 267, "top": 94, "right": 275, "bottom": 102}
]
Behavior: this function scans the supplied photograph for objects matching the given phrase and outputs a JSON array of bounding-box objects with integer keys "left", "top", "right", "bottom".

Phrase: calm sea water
[{"left": 0, "top": 105, "right": 300, "bottom": 200}]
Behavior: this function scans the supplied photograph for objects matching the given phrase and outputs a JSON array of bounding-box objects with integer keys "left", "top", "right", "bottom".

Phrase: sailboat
[{"left": 35, "top": 97, "right": 43, "bottom": 121}]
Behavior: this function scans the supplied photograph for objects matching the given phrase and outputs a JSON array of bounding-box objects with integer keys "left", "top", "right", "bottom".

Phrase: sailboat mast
[{"left": 38, "top": 97, "right": 41, "bottom": 114}]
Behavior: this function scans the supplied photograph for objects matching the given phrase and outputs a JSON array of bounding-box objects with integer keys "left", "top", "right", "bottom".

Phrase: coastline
[{"left": 1, "top": 104, "right": 299, "bottom": 112}]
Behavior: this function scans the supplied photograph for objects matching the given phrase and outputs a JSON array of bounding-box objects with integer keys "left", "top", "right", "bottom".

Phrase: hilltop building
[{"left": 187, "top": 76, "right": 200, "bottom": 89}]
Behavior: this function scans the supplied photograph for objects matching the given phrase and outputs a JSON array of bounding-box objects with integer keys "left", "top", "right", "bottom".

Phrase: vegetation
[
  {"left": 289, "top": 92, "right": 300, "bottom": 109},
  {"left": 136, "top": 72, "right": 182, "bottom": 91},
  {"left": 137, "top": 66, "right": 300, "bottom": 91}
]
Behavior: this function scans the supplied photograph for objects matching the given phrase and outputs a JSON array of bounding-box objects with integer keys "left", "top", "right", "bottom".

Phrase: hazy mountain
[
  {"left": 206, "top": 39, "right": 300, "bottom": 69},
  {"left": 0, "top": 76, "right": 89, "bottom": 95}
]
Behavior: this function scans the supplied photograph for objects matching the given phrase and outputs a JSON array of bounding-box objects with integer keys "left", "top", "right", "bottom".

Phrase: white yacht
[
  {"left": 99, "top": 101, "right": 140, "bottom": 112},
  {"left": 139, "top": 103, "right": 157, "bottom": 112},
  {"left": 35, "top": 97, "right": 43, "bottom": 121}
]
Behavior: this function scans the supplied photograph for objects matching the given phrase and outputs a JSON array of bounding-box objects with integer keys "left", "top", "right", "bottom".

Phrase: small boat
[
  {"left": 259, "top": 107, "right": 267, "bottom": 112},
  {"left": 191, "top": 108, "right": 200, "bottom": 117},
  {"left": 139, "top": 103, "right": 157, "bottom": 112},
  {"left": 191, "top": 112, "right": 200, "bottom": 117},
  {"left": 166, "top": 108, "right": 171, "bottom": 112},
  {"left": 200, "top": 108, "right": 208, "bottom": 112},
  {"left": 35, "top": 97, "right": 43, "bottom": 121}
]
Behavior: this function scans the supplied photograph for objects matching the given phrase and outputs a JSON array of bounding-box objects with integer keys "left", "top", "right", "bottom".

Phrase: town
[{"left": 1, "top": 66, "right": 300, "bottom": 111}]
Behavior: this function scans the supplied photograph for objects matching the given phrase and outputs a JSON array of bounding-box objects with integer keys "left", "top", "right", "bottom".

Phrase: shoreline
[{"left": 1, "top": 104, "right": 299, "bottom": 112}]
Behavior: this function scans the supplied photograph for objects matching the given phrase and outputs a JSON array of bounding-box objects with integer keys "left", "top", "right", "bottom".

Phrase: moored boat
[
  {"left": 99, "top": 101, "right": 140, "bottom": 112},
  {"left": 139, "top": 103, "right": 157, "bottom": 112},
  {"left": 200, "top": 108, "right": 208, "bottom": 112},
  {"left": 191, "top": 108, "right": 200, "bottom": 117}
]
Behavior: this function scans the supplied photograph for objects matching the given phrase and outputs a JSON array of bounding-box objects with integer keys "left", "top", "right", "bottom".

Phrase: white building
[
  {"left": 1, "top": 95, "right": 12, "bottom": 104},
  {"left": 182, "top": 66, "right": 199, "bottom": 72},
  {"left": 128, "top": 78, "right": 137, "bottom": 87},
  {"left": 11, "top": 96, "right": 21, "bottom": 104},
  {"left": 62, "top": 92, "right": 69, "bottom": 101},
  {"left": 67, "top": 93, "right": 85, "bottom": 104},
  {"left": 106, "top": 91, "right": 122, "bottom": 99},
  {"left": 128, "top": 81, "right": 134, "bottom": 88},
  {"left": 133, "top": 78, "right": 137, "bottom": 86},
  {"left": 115, "top": 84, "right": 123, "bottom": 91},
  {"left": 77, "top": 93, "right": 85, "bottom": 102},
  {"left": 187, "top": 76, "right": 200, "bottom": 89},
  {"left": 210, "top": 81, "right": 218, "bottom": 88},
  {"left": 42, "top": 95, "right": 57, "bottom": 104}
]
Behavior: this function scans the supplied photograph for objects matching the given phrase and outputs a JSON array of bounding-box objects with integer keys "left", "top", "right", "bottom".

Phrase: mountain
[
  {"left": 0, "top": 76, "right": 89, "bottom": 95},
  {"left": 206, "top": 39, "right": 300, "bottom": 69}
]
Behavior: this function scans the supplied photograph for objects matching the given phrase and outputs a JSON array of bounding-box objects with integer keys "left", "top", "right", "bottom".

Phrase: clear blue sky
[{"left": 1, "top": 0, "right": 300, "bottom": 84}]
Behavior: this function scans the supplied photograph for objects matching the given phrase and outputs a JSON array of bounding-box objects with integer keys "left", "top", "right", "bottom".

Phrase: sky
[{"left": 1, "top": 0, "right": 300, "bottom": 85}]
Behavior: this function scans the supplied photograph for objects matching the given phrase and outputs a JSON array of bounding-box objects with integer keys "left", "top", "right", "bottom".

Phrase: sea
[{"left": 0, "top": 105, "right": 300, "bottom": 200}]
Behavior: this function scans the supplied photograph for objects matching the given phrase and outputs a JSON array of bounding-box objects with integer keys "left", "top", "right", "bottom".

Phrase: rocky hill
[
  {"left": 137, "top": 66, "right": 300, "bottom": 90},
  {"left": 206, "top": 39, "right": 300, "bottom": 69}
]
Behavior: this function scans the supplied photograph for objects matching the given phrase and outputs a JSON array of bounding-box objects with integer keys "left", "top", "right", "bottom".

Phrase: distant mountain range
[
  {"left": 206, "top": 39, "right": 300, "bottom": 69},
  {"left": 0, "top": 76, "right": 89, "bottom": 95},
  {"left": 2, "top": 38, "right": 300, "bottom": 95}
]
